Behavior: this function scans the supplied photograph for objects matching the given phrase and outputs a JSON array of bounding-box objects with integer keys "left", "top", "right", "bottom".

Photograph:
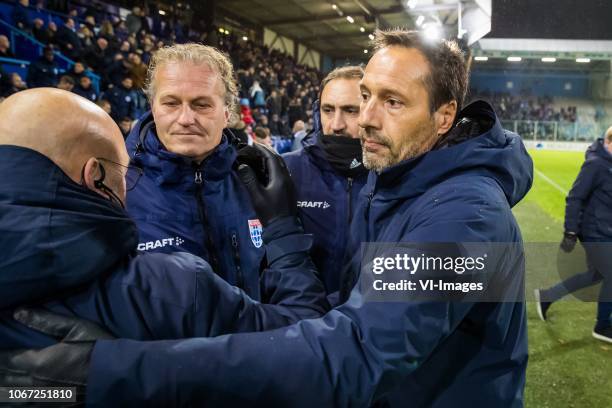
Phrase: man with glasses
[{"left": 0, "top": 88, "right": 328, "bottom": 348}]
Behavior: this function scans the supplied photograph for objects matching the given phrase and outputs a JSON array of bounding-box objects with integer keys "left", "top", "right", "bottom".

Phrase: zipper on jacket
[
  {"left": 346, "top": 177, "right": 354, "bottom": 225},
  {"left": 231, "top": 232, "right": 245, "bottom": 292},
  {"left": 194, "top": 168, "right": 220, "bottom": 275}
]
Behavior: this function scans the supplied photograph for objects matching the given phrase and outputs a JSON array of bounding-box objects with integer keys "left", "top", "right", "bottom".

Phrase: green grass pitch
[{"left": 514, "top": 149, "right": 612, "bottom": 407}]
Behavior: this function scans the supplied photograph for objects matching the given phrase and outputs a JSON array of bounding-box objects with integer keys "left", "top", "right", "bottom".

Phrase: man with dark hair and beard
[
  {"left": 1, "top": 30, "right": 533, "bottom": 407},
  {"left": 283, "top": 66, "right": 368, "bottom": 296}
]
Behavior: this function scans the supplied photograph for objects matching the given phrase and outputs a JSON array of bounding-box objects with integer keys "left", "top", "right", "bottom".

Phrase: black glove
[
  {"left": 235, "top": 143, "right": 297, "bottom": 226},
  {"left": 560, "top": 232, "right": 578, "bottom": 253},
  {"left": 0, "top": 308, "right": 114, "bottom": 401}
]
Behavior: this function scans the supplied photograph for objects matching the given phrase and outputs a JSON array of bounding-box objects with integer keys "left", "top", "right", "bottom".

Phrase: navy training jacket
[
  {"left": 86, "top": 100, "right": 534, "bottom": 407},
  {"left": 125, "top": 112, "right": 265, "bottom": 299},
  {"left": 283, "top": 132, "right": 367, "bottom": 294},
  {"left": 0, "top": 145, "right": 329, "bottom": 348},
  {"left": 564, "top": 138, "right": 612, "bottom": 240}
]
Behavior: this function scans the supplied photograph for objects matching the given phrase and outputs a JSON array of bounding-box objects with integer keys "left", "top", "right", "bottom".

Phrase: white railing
[{"left": 500, "top": 120, "right": 605, "bottom": 142}]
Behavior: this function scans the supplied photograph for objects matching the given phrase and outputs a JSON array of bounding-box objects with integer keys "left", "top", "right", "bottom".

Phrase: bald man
[{"left": 0, "top": 89, "right": 327, "bottom": 349}]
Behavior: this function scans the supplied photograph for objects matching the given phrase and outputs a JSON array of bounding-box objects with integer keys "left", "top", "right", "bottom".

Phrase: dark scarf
[{"left": 318, "top": 134, "right": 368, "bottom": 178}]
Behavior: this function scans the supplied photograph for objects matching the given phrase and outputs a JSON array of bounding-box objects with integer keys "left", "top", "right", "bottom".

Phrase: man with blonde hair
[{"left": 125, "top": 43, "right": 267, "bottom": 299}]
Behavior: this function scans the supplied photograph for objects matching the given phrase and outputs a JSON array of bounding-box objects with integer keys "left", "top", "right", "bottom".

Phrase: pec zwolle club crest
[{"left": 248, "top": 219, "right": 263, "bottom": 248}]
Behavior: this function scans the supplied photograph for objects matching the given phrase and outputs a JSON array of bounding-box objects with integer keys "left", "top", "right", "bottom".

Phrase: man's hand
[
  {"left": 0, "top": 308, "right": 113, "bottom": 398},
  {"left": 235, "top": 144, "right": 297, "bottom": 226},
  {"left": 560, "top": 232, "right": 578, "bottom": 253}
]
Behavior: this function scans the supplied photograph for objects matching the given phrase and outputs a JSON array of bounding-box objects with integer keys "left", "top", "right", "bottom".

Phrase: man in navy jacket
[
  {"left": 536, "top": 127, "right": 612, "bottom": 343},
  {"left": 2, "top": 30, "right": 533, "bottom": 407},
  {"left": 283, "top": 66, "right": 367, "bottom": 294},
  {"left": 124, "top": 43, "right": 265, "bottom": 299}
]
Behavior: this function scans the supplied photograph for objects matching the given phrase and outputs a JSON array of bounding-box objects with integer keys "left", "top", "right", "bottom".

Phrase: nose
[
  {"left": 330, "top": 111, "right": 346, "bottom": 134},
  {"left": 358, "top": 97, "right": 381, "bottom": 131},
  {"left": 176, "top": 103, "right": 196, "bottom": 126}
]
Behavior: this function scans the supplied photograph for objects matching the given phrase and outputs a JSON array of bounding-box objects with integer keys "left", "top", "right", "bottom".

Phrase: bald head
[{"left": 0, "top": 88, "right": 127, "bottom": 182}]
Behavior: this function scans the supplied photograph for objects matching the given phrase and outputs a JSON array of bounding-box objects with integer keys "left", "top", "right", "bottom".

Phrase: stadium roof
[{"left": 216, "top": 0, "right": 468, "bottom": 59}]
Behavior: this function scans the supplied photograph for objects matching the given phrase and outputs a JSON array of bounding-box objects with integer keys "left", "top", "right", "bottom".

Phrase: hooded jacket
[
  {"left": 87, "top": 101, "right": 534, "bottom": 407},
  {"left": 0, "top": 145, "right": 328, "bottom": 348},
  {"left": 283, "top": 131, "right": 367, "bottom": 294},
  {"left": 564, "top": 138, "right": 612, "bottom": 240},
  {"left": 125, "top": 112, "right": 265, "bottom": 299}
]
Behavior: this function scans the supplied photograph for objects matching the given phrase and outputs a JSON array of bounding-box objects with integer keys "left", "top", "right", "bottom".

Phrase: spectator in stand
[
  {"left": 55, "top": 18, "right": 82, "bottom": 60},
  {"left": 32, "top": 18, "right": 50, "bottom": 44},
  {"left": 74, "top": 75, "right": 98, "bottom": 102},
  {"left": 291, "top": 119, "right": 307, "bottom": 151},
  {"left": 83, "top": 37, "right": 112, "bottom": 74},
  {"left": 128, "top": 53, "right": 147, "bottom": 90},
  {"left": 1, "top": 73, "right": 27, "bottom": 97},
  {"left": 0, "top": 36, "right": 15, "bottom": 59},
  {"left": 103, "top": 75, "right": 135, "bottom": 123},
  {"left": 253, "top": 126, "right": 273, "bottom": 147},
  {"left": 56, "top": 75, "right": 75, "bottom": 92},
  {"left": 78, "top": 26, "right": 95, "bottom": 50},
  {"left": 249, "top": 79, "right": 265, "bottom": 109},
  {"left": 27, "top": 45, "right": 59, "bottom": 88},
  {"left": 269, "top": 112, "right": 289, "bottom": 136},
  {"left": 67, "top": 60, "right": 86, "bottom": 83},
  {"left": 266, "top": 89, "right": 282, "bottom": 117},
  {"left": 12, "top": 0, "right": 31, "bottom": 31},
  {"left": 288, "top": 96, "right": 304, "bottom": 129},
  {"left": 125, "top": 7, "right": 143, "bottom": 35},
  {"left": 118, "top": 116, "right": 133, "bottom": 138},
  {"left": 96, "top": 98, "right": 111, "bottom": 116}
]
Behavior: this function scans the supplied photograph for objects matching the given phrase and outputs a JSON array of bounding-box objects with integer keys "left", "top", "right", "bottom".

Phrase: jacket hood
[
  {"left": 126, "top": 111, "right": 237, "bottom": 184},
  {"left": 299, "top": 99, "right": 322, "bottom": 149},
  {"left": 0, "top": 145, "right": 138, "bottom": 309},
  {"left": 370, "top": 100, "right": 533, "bottom": 207},
  {"left": 586, "top": 138, "right": 612, "bottom": 163}
]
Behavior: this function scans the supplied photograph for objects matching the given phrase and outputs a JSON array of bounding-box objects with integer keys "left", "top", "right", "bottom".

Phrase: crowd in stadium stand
[
  {"left": 471, "top": 90, "right": 578, "bottom": 122},
  {"left": 0, "top": 0, "right": 322, "bottom": 144}
]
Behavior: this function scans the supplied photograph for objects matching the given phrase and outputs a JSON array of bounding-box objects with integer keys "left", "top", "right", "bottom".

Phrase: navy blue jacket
[
  {"left": 104, "top": 85, "right": 135, "bottom": 122},
  {"left": 565, "top": 138, "right": 612, "bottom": 240},
  {"left": 283, "top": 132, "right": 367, "bottom": 293},
  {"left": 126, "top": 112, "right": 265, "bottom": 299},
  {"left": 86, "top": 101, "right": 533, "bottom": 407},
  {"left": 0, "top": 145, "right": 328, "bottom": 348},
  {"left": 26, "top": 57, "right": 59, "bottom": 88}
]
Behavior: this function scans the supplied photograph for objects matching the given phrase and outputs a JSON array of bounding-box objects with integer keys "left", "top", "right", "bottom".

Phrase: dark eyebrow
[{"left": 340, "top": 104, "right": 360, "bottom": 111}]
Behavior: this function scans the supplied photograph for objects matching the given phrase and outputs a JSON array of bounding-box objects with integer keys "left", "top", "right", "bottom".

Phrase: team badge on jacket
[{"left": 248, "top": 219, "right": 263, "bottom": 248}]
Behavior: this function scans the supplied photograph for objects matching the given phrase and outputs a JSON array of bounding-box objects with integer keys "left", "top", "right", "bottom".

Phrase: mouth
[{"left": 363, "top": 139, "right": 387, "bottom": 152}]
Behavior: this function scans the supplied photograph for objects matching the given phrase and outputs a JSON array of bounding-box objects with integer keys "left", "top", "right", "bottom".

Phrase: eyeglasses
[{"left": 97, "top": 157, "right": 143, "bottom": 191}]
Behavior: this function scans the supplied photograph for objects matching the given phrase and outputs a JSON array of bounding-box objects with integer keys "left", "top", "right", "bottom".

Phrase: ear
[
  {"left": 82, "top": 158, "right": 104, "bottom": 194},
  {"left": 433, "top": 100, "right": 458, "bottom": 136},
  {"left": 223, "top": 106, "right": 230, "bottom": 128}
]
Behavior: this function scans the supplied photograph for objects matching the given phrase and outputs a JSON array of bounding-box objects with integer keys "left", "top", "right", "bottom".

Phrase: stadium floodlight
[
  {"left": 242, "top": 36, "right": 248, "bottom": 41},
  {"left": 422, "top": 23, "right": 441, "bottom": 42},
  {"left": 332, "top": 4, "right": 337, "bottom": 10},
  {"left": 576, "top": 58, "right": 591, "bottom": 63},
  {"left": 474, "top": 56, "right": 488, "bottom": 61},
  {"left": 347, "top": 16, "right": 355, "bottom": 23},
  {"left": 224, "top": 29, "right": 230, "bottom": 35},
  {"left": 158, "top": 10, "right": 166, "bottom": 15},
  {"left": 416, "top": 15, "right": 425, "bottom": 27},
  {"left": 364, "top": 49, "right": 369, "bottom": 54},
  {"left": 507, "top": 56, "right": 522, "bottom": 62},
  {"left": 407, "top": 0, "right": 418, "bottom": 9},
  {"left": 368, "top": 34, "right": 375, "bottom": 40},
  {"left": 360, "top": 27, "right": 365, "bottom": 32},
  {"left": 541, "top": 57, "right": 556, "bottom": 62}
]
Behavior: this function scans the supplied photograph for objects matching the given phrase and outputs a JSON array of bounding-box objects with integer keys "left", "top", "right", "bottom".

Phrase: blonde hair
[
  {"left": 144, "top": 43, "right": 238, "bottom": 114},
  {"left": 606, "top": 126, "right": 612, "bottom": 142}
]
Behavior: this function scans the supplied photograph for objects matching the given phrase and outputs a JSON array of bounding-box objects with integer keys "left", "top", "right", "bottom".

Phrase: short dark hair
[
  {"left": 372, "top": 29, "right": 468, "bottom": 114},
  {"left": 319, "top": 65, "right": 364, "bottom": 100},
  {"left": 254, "top": 126, "right": 269, "bottom": 139},
  {"left": 59, "top": 75, "right": 75, "bottom": 85}
]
